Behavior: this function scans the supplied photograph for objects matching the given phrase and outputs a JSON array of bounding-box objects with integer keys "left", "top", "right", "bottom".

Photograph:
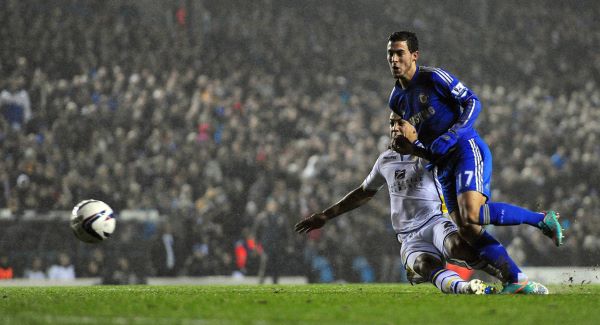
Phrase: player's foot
[
  {"left": 538, "top": 210, "right": 564, "bottom": 247},
  {"left": 500, "top": 281, "right": 549, "bottom": 295},
  {"left": 466, "top": 279, "right": 497, "bottom": 295}
]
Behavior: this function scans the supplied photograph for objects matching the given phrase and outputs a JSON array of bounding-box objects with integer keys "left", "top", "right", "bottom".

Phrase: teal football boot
[
  {"left": 538, "top": 210, "right": 564, "bottom": 247},
  {"left": 501, "top": 281, "right": 549, "bottom": 294}
]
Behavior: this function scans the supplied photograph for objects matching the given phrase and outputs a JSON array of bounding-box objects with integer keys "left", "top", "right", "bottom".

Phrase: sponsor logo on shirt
[
  {"left": 408, "top": 106, "right": 436, "bottom": 126},
  {"left": 390, "top": 168, "right": 424, "bottom": 193}
]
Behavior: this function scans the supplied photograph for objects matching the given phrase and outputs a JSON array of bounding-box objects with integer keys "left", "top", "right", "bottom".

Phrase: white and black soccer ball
[{"left": 70, "top": 199, "right": 116, "bottom": 244}]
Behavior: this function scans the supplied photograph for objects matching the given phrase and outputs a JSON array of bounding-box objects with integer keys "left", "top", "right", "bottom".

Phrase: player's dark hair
[{"left": 388, "top": 31, "right": 418, "bottom": 53}]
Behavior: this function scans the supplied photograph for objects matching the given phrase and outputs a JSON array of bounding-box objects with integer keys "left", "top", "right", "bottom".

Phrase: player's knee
[
  {"left": 444, "top": 233, "right": 476, "bottom": 262},
  {"left": 456, "top": 224, "right": 481, "bottom": 244},
  {"left": 457, "top": 192, "right": 486, "bottom": 225},
  {"left": 443, "top": 233, "right": 463, "bottom": 259},
  {"left": 412, "top": 254, "right": 443, "bottom": 280},
  {"left": 458, "top": 203, "right": 481, "bottom": 225}
]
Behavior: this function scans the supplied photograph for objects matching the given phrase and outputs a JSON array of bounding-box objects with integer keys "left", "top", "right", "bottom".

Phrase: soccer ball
[{"left": 70, "top": 199, "right": 116, "bottom": 243}]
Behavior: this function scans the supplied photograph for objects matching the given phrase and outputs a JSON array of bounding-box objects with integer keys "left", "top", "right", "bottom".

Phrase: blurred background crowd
[{"left": 1, "top": 0, "right": 598, "bottom": 283}]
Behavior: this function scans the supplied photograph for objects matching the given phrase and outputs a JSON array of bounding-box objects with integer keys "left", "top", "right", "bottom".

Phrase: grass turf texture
[{"left": 1, "top": 284, "right": 598, "bottom": 325}]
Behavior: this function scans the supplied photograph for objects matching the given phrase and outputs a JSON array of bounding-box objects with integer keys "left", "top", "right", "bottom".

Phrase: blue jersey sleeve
[{"left": 430, "top": 69, "right": 481, "bottom": 138}]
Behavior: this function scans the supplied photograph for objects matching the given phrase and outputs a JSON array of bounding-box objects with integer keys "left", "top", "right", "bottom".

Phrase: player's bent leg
[
  {"left": 478, "top": 203, "right": 564, "bottom": 246},
  {"left": 459, "top": 189, "right": 564, "bottom": 247},
  {"left": 478, "top": 202, "right": 544, "bottom": 226},
  {"left": 412, "top": 253, "right": 494, "bottom": 295},
  {"left": 456, "top": 192, "right": 528, "bottom": 285}
]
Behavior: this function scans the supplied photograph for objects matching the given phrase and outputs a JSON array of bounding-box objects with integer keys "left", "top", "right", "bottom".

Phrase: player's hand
[
  {"left": 390, "top": 135, "right": 414, "bottom": 155},
  {"left": 294, "top": 213, "right": 328, "bottom": 234},
  {"left": 430, "top": 131, "right": 458, "bottom": 156}
]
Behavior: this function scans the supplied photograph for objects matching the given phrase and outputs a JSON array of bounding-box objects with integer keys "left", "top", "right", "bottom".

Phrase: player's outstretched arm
[{"left": 295, "top": 186, "right": 377, "bottom": 234}]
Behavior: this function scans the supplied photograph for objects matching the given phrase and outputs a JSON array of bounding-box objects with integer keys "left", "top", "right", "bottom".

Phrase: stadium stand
[{"left": 0, "top": 0, "right": 598, "bottom": 282}]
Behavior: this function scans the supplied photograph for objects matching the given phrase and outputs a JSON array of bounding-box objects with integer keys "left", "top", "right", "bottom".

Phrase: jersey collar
[{"left": 395, "top": 65, "right": 420, "bottom": 90}]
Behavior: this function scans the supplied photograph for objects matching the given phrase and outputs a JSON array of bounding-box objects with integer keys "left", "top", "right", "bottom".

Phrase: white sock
[{"left": 431, "top": 268, "right": 469, "bottom": 294}]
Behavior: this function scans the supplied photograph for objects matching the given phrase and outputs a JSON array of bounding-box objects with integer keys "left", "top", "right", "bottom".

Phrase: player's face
[
  {"left": 390, "top": 113, "right": 417, "bottom": 141},
  {"left": 387, "top": 41, "right": 418, "bottom": 80},
  {"left": 389, "top": 113, "right": 403, "bottom": 138}
]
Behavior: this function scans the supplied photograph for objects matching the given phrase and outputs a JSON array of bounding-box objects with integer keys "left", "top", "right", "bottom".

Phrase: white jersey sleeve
[{"left": 361, "top": 154, "right": 386, "bottom": 191}]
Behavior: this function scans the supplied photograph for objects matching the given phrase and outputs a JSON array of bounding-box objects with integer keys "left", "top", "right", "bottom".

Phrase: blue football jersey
[{"left": 388, "top": 65, "right": 481, "bottom": 147}]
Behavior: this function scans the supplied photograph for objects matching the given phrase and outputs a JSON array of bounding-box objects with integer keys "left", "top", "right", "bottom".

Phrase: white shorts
[{"left": 397, "top": 214, "right": 458, "bottom": 278}]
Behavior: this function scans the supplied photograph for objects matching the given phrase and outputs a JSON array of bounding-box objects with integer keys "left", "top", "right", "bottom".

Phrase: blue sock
[
  {"left": 479, "top": 202, "right": 544, "bottom": 227},
  {"left": 473, "top": 230, "right": 526, "bottom": 284}
]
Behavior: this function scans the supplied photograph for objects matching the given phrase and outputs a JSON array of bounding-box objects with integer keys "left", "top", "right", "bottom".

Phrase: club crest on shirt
[
  {"left": 419, "top": 93, "right": 428, "bottom": 104},
  {"left": 395, "top": 169, "right": 406, "bottom": 180}
]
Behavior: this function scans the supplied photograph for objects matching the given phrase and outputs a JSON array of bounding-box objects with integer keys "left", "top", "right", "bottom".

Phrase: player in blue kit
[{"left": 385, "top": 31, "right": 563, "bottom": 293}]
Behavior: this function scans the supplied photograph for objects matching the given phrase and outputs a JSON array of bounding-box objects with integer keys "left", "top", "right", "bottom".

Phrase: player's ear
[{"left": 412, "top": 50, "right": 419, "bottom": 62}]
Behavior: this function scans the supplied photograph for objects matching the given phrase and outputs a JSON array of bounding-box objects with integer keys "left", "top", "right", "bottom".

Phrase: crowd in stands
[{"left": 1, "top": 0, "right": 599, "bottom": 282}]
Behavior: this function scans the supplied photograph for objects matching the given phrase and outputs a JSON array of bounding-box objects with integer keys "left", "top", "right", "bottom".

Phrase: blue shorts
[{"left": 437, "top": 136, "right": 492, "bottom": 214}]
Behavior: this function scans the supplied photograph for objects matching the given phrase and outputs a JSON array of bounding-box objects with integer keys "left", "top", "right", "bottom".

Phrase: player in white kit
[{"left": 295, "top": 112, "right": 496, "bottom": 294}]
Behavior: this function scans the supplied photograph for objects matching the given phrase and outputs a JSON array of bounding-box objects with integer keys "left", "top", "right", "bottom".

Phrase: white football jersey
[{"left": 361, "top": 149, "right": 447, "bottom": 234}]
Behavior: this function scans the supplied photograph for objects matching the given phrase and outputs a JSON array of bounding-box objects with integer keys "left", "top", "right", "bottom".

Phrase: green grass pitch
[{"left": 1, "top": 284, "right": 598, "bottom": 325}]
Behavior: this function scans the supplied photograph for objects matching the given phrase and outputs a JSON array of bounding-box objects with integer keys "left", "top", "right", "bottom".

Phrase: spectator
[
  {"left": 234, "top": 227, "right": 263, "bottom": 276},
  {"left": 0, "top": 75, "right": 31, "bottom": 130},
  {"left": 0, "top": 255, "right": 14, "bottom": 279},
  {"left": 182, "top": 242, "right": 210, "bottom": 276},
  {"left": 47, "top": 253, "right": 75, "bottom": 280},
  {"left": 80, "top": 248, "right": 106, "bottom": 278},
  {"left": 102, "top": 257, "right": 143, "bottom": 285},
  {"left": 24, "top": 256, "right": 46, "bottom": 279},
  {"left": 150, "top": 222, "right": 181, "bottom": 276},
  {"left": 255, "top": 198, "right": 292, "bottom": 284}
]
